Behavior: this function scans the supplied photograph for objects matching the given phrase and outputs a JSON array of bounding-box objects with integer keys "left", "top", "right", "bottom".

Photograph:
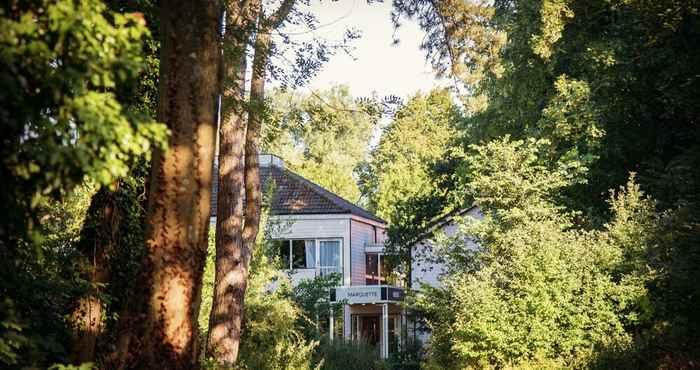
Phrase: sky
[{"left": 281, "top": 0, "right": 445, "bottom": 100}]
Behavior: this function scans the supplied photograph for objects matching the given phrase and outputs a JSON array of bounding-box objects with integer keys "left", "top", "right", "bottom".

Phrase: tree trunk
[
  {"left": 69, "top": 186, "right": 122, "bottom": 365},
  {"left": 205, "top": 0, "right": 293, "bottom": 366},
  {"left": 205, "top": 15, "right": 249, "bottom": 364},
  {"left": 117, "top": 0, "right": 220, "bottom": 368},
  {"left": 70, "top": 226, "right": 110, "bottom": 364}
]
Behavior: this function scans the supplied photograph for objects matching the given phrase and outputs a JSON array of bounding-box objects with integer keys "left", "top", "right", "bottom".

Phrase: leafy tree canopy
[
  {"left": 0, "top": 0, "right": 167, "bottom": 243},
  {"left": 263, "top": 85, "right": 380, "bottom": 203}
]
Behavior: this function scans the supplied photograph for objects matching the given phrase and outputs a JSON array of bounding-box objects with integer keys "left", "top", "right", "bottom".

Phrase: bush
[{"left": 314, "top": 338, "right": 382, "bottom": 370}]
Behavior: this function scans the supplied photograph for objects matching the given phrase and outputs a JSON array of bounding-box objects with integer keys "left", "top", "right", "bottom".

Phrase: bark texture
[
  {"left": 205, "top": 0, "right": 293, "bottom": 365},
  {"left": 70, "top": 186, "right": 122, "bottom": 365},
  {"left": 115, "top": 0, "right": 220, "bottom": 368},
  {"left": 205, "top": 4, "right": 250, "bottom": 362}
]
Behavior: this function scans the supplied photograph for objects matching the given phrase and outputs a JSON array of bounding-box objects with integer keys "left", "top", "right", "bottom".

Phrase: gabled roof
[{"left": 210, "top": 159, "right": 385, "bottom": 224}]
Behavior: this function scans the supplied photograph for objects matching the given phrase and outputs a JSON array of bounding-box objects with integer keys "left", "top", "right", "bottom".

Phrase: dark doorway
[{"left": 359, "top": 315, "right": 380, "bottom": 347}]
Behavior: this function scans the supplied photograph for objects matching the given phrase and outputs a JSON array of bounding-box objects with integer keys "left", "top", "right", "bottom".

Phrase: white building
[
  {"left": 212, "top": 154, "right": 481, "bottom": 358},
  {"left": 212, "top": 154, "right": 403, "bottom": 358}
]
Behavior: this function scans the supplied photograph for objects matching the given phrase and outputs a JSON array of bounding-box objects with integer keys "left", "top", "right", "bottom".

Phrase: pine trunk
[{"left": 206, "top": 35, "right": 248, "bottom": 365}]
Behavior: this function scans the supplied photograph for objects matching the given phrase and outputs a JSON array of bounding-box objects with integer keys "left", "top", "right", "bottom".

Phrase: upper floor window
[
  {"left": 274, "top": 239, "right": 342, "bottom": 277},
  {"left": 365, "top": 253, "right": 394, "bottom": 285}
]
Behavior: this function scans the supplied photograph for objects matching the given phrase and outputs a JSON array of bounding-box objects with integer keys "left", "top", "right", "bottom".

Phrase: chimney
[{"left": 259, "top": 153, "right": 284, "bottom": 168}]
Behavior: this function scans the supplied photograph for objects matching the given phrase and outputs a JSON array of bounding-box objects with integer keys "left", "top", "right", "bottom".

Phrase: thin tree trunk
[
  {"left": 116, "top": 0, "right": 220, "bottom": 368},
  {"left": 205, "top": 0, "right": 294, "bottom": 366},
  {"left": 205, "top": 10, "right": 250, "bottom": 363}
]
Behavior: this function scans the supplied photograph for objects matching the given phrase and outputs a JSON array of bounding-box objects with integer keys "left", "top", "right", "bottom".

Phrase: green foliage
[
  {"left": 391, "top": 0, "right": 700, "bottom": 367},
  {"left": 0, "top": 180, "right": 97, "bottom": 368},
  {"left": 263, "top": 86, "right": 379, "bottom": 203},
  {"left": 358, "top": 89, "right": 463, "bottom": 256},
  {"left": 459, "top": 136, "right": 588, "bottom": 215},
  {"left": 0, "top": 0, "right": 167, "bottom": 242},
  {"left": 290, "top": 273, "right": 344, "bottom": 342},
  {"left": 0, "top": 1, "right": 161, "bottom": 366},
  {"left": 313, "top": 338, "right": 381, "bottom": 370},
  {"left": 415, "top": 139, "right": 658, "bottom": 368},
  {"left": 236, "top": 251, "right": 316, "bottom": 370},
  {"left": 361, "top": 89, "right": 460, "bottom": 222},
  {"left": 49, "top": 362, "right": 95, "bottom": 370}
]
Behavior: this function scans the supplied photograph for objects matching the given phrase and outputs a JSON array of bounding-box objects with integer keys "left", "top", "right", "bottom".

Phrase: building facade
[
  {"left": 211, "top": 154, "right": 483, "bottom": 358},
  {"left": 212, "top": 154, "right": 405, "bottom": 358}
]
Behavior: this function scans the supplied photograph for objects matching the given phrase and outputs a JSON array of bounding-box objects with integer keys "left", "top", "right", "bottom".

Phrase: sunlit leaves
[
  {"left": 1, "top": 0, "right": 167, "bottom": 238},
  {"left": 416, "top": 140, "right": 657, "bottom": 367}
]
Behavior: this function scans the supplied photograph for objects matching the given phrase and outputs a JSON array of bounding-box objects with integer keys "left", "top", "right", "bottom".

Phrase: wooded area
[{"left": 1, "top": 0, "right": 698, "bottom": 369}]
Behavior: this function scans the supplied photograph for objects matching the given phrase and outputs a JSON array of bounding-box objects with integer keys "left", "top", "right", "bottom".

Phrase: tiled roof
[{"left": 210, "top": 160, "right": 385, "bottom": 224}]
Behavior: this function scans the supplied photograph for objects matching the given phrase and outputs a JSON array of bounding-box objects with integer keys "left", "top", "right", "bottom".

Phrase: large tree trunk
[
  {"left": 116, "top": 0, "right": 220, "bottom": 368},
  {"left": 70, "top": 192, "right": 117, "bottom": 364}
]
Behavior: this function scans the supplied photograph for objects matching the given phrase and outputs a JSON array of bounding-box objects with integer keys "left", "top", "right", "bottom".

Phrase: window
[
  {"left": 275, "top": 239, "right": 342, "bottom": 277},
  {"left": 365, "top": 253, "right": 395, "bottom": 285},
  {"left": 319, "top": 240, "right": 341, "bottom": 276},
  {"left": 292, "top": 239, "right": 315, "bottom": 269},
  {"left": 365, "top": 253, "right": 380, "bottom": 285},
  {"left": 275, "top": 240, "right": 290, "bottom": 269}
]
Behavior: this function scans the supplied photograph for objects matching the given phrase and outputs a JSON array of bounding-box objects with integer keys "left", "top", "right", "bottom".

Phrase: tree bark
[
  {"left": 116, "top": 0, "right": 220, "bottom": 368},
  {"left": 205, "top": 0, "right": 294, "bottom": 366},
  {"left": 71, "top": 211, "right": 111, "bottom": 364},
  {"left": 205, "top": 3, "right": 251, "bottom": 363},
  {"left": 70, "top": 192, "right": 117, "bottom": 364}
]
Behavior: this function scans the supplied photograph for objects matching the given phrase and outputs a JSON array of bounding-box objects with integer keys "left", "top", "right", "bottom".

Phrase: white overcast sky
[{"left": 280, "top": 0, "right": 445, "bottom": 99}]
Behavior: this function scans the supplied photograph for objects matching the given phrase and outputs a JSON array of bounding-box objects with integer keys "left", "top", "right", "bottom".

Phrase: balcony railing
[{"left": 364, "top": 242, "right": 385, "bottom": 253}]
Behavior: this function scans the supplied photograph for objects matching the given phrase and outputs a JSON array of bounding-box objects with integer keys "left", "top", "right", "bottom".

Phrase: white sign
[{"left": 333, "top": 286, "right": 382, "bottom": 304}]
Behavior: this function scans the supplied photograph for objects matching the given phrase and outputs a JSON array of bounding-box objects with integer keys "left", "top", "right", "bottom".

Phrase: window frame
[
  {"left": 365, "top": 252, "right": 394, "bottom": 285},
  {"left": 274, "top": 238, "right": 343, "bottom": 279}
]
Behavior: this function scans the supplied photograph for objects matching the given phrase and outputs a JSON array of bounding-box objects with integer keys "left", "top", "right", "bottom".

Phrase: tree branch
[{"left": 265, "top": 0, "right": 296, "bottom": 30}]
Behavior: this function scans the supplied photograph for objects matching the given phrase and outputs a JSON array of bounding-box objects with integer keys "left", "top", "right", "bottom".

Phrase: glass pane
[
  {"left": 319, "top": 240, "right": 341, "bottom": 275},
  {"left": 291, "top": 240, "right": 311, "bottom": 269},
  {"left": 274, "top": 240, "right": 290, "bottom": 269},
  {"left": 365, "top": 253, "right": 379, "bottom": 285},
  {"left": 381, "top": 255, "right": 393, "bottom": 284},
  {"left": 304, "top": 240, "right": 315, "bottom": 269}
]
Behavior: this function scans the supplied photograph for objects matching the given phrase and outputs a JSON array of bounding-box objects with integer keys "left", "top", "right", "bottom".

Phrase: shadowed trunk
[
  {"left": 114, "top": 0, "right": 220, "bottom": 368},
  {"left": 71, "top": 228, "right": 113, "bottom": 364},
  {"left": 70, "top": 194, "right": 117, "bottom": 364}
]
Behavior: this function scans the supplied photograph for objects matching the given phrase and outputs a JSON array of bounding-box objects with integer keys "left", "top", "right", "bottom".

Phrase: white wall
[
  {"left": 350, "top": 219, "right": 373, "bottom": 286},
  {"left": 269, "top": 214, "right": 352, "bottom": 286},
  {"left": 410, "top": 207, "right": 483, "bottom": 289},
  {"left": 349, "top": 217, "right": 388, "bottom": 286}
]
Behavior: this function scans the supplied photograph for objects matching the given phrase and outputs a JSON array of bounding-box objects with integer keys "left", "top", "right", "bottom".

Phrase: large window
[{"left": 275, "top": 239, "right": 342, "bottom": 276}]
